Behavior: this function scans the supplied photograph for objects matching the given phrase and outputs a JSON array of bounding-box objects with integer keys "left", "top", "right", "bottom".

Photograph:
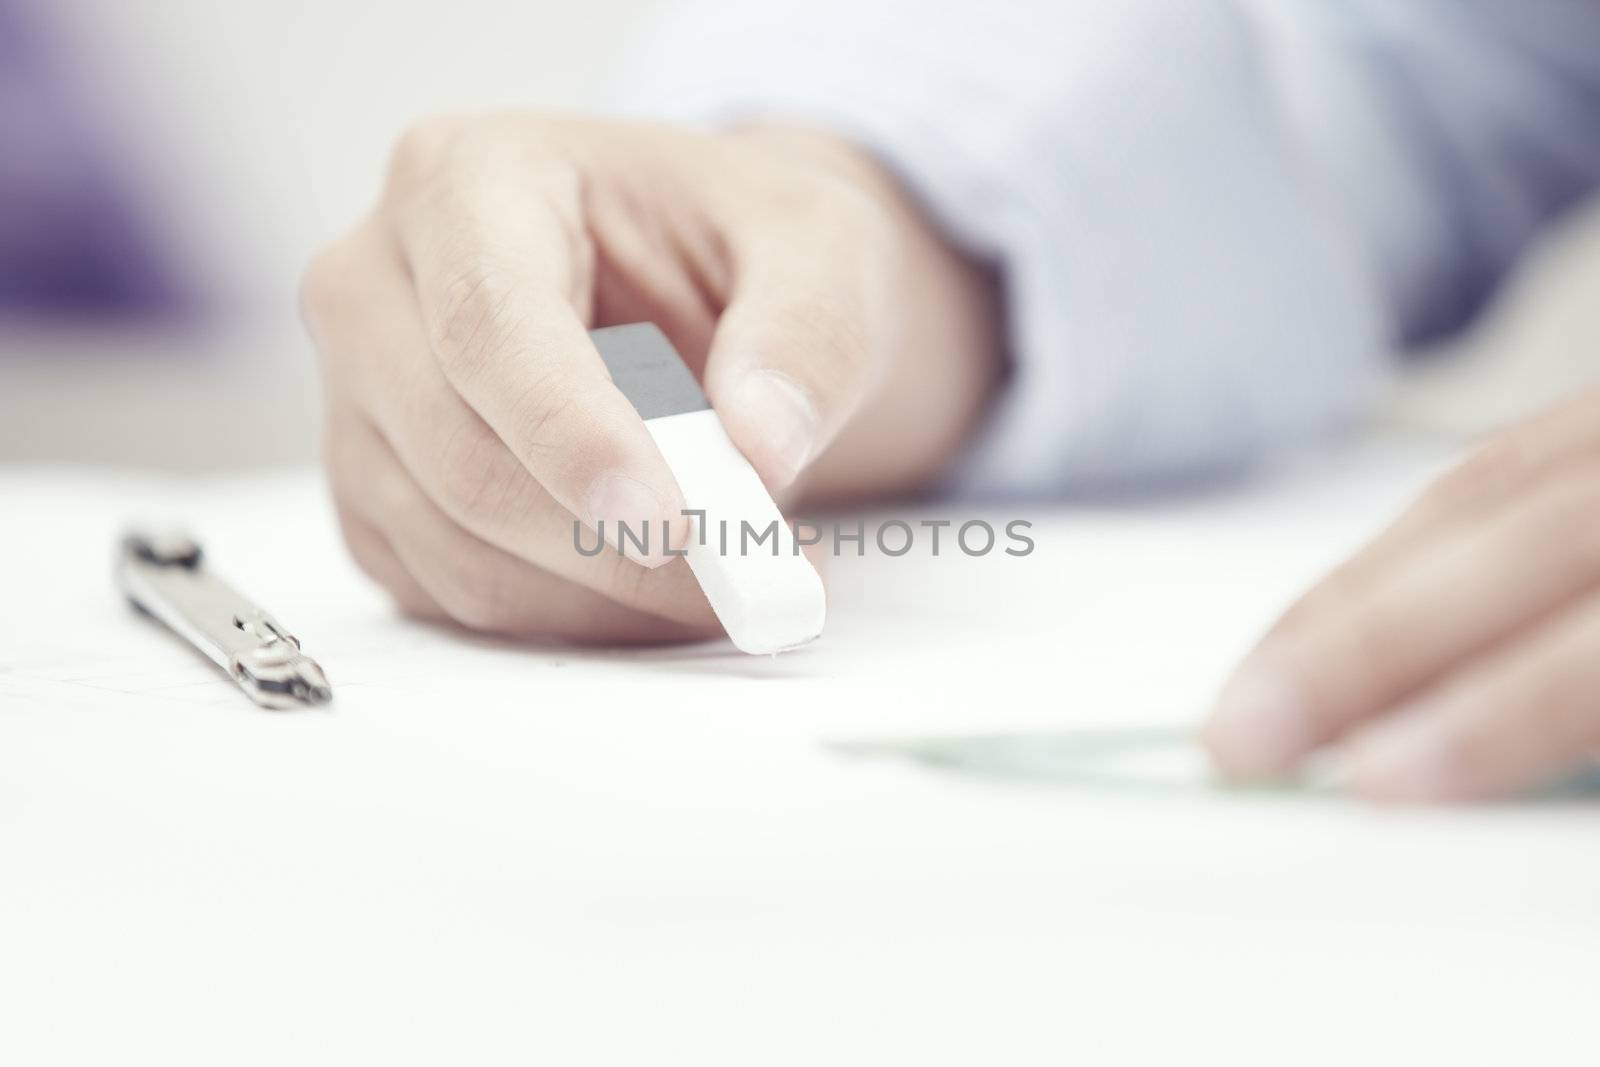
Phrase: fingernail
[
  {"left": 1204, "top": 663, "right": 1314, "bottom": 779},
  {"left": 1345, "top": 714, "right": 1460, "bottom": 803},
  {"left": 585, "top": 472, "right": 674, "bottom": 569},
  {"left": 729, "top": 370, "right": 817, "bottom": 488}
]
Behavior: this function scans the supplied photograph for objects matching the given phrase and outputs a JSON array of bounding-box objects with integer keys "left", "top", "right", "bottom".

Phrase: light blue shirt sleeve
[{"left": 614, "top": 0, "right": 1600, "bottom": 495}]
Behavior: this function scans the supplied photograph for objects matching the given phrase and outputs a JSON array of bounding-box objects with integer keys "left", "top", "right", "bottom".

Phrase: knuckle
[
  {"left": 319, "top": 408, "right": 351, "bottom": 462},
  {"left": 442, "top": 592, "right": 504, "bottom": 634},
  {"left": 1298, "top": 591, "right": 1402, "bottom": 720},
  {"left": 299, "top": 235, "right": 363, "bottom": 339},
  {"left": 828, "top": 182, "right": 896, "bottom": 244},
  {"left": 1529, "top": 466, "right": 1600, "bottom": 569},
  {"left": 343, "top": 532, "right": 395, "bottom": 593},
  {"left": 386, "top": 113, "right": 469, "bottom": 193},
  {"left": 761, "top": 168, "right": 859, "bottom": 222},
  {"left": 332, "top": 507, "right": 426, "bottom": 620},
  {"left": 321, "top": 417, "right": 381, "bottom": 504},
  {"left": 529, "top": 156, "right": 586, "bottom": 216},
  {"left": 321, "top": 431, "right": 356, "bottom": 497},
  {"left": 366, "top": 454, "right": 418, "bottom": 521},
  {"left": 1268, "top": 567, "right": 1356, "bottom": 641},
  {"left": 814, "top": 179, "right": 897, "bottom": 256},
  {"left": 1420, "top": 433, "right": 1537, "bottom": 517},
  {"left": 1342, "top": 612, "right": 1404, "bottom": 689},
  {"left": 1544, "top": 686, "right": 1598, "bottom": 751},
  {"left": 430, "top": 260, "right": 523, "bottom": 376},
  {"left": 529, "top": 160, "right": 594, "bottom": 281},
  {"left": 1436, "top": 699, "right": 1547, "bottom": 789},
  {"left": 332, "top": 505, "right": 376, "bottom": 563},
  {"left": 778, "top": 293, "right": 869, "bottom": 385},
  {"left": 437, "top": 559, "right": 517, "bottom": 633},
  {"left": 774, "top": 198, "right": 881, "bottom": 372},
  {"left": 507, "top": 371, "right": 582, "bottom": 454},
  {"left": 600, "top": 548, "right": 657, "bottom": 607},
  {"left": 344, "top": 539, "right": 383, "bottom": 584},
  {"left": 1435, "top": 727, "right": 1494, "bottom": 787},
  {"left": 433, "top": 425, "right": 517, "bottom": 520}
]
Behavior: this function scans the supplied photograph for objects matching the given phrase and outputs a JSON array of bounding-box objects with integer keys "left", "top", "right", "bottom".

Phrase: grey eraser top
[{"left": 590, "top": 323, "right": 710, "bottom": 421}]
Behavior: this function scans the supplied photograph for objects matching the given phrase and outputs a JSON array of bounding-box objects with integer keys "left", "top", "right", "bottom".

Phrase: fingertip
[
  {"left": 584, "top": 471, "right": 685, "bottom": 569},
  {"left": 720, "top": 369, "right": 819, "bottom": 489},
  {"left": 660, "top": 509, "right": 701, "bottom": 566},
  {"left": 1203, "top": 661, "right": 1316, "bottom": 781},
  {"left": 1341, "top": 714, "right": 1471, "bottom": 804}
]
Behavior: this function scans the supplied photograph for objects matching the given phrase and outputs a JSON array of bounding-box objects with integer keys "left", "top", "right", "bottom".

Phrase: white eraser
[{"left": 591, "top": 323, "right": 826, "bottom": 655}]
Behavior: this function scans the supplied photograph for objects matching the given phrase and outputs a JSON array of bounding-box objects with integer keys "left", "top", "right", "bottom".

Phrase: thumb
[{"left": 702, "top": 225, "right": 884, "bottom": 490}]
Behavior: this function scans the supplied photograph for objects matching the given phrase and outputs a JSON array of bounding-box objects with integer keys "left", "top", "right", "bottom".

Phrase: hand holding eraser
[{"left": 591, "top": 324, "right": 826, "bottom": 655}]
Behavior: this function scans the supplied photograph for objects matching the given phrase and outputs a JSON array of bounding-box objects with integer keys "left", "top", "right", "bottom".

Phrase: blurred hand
[
  {"left": 1205, "top": 388, "right": 1600, "bottom": 802},
  {"left": 302, "top": 114, "right": 1001, "bottom": 643}
]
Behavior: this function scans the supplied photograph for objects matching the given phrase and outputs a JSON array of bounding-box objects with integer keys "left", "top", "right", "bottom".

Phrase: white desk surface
[{"left": 3, "top": 438, "right": 1597, "bottom": 1066}]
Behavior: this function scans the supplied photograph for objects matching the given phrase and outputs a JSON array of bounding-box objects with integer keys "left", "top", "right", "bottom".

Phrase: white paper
[{"left": 4, "top": 444, "right": 1598, "bottom": 1067}]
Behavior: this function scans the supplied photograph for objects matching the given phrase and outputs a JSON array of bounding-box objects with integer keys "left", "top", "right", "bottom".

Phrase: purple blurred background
[{"left": 0, "top": 0, "right": 197, "bottom": 319}]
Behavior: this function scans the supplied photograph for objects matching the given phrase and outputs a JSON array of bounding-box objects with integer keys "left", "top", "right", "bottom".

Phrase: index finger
[{"left": 385, "top": 124, "right": 686, "bottom": 564}]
